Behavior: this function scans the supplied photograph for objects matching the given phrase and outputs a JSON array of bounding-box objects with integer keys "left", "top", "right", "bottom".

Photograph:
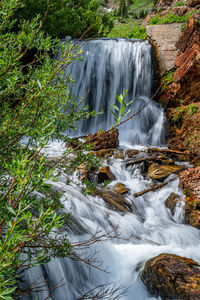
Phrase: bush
[
  {"left": 14, "top": 0, "right": 114, "bottom": 38},
  {"left": 149, "top": 12, "right": 192, "bottom": 25}
]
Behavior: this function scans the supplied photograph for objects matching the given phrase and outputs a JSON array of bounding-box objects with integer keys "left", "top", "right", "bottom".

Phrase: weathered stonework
[{"left": 146, "top": 24, "right": 182, "bottom": 75}]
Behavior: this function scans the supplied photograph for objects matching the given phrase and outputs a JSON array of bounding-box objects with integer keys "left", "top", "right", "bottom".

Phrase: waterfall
[
  {"left": 63, "top": 38, "right": 165, "bottom": 146},
  {"left": 18, "top": 38, "right": 200, "bottom": 300}
]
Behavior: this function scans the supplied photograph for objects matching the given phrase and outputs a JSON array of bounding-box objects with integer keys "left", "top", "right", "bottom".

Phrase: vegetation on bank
[
  {"left": 14, "top": 0, "right": 114, "bottom": 38},
  {"left": 149, "top": 11, "right": 193, "bottom": 25},
  {"left": 107, "top": 19, "right": 146, "bottom": 39},
  {"left": 0, "top": 0, "right": 102, "bottom": 298}
]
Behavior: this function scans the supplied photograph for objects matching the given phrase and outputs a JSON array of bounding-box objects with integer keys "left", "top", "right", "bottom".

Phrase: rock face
[
  {"left": 179, "top": 167, "right": 200, "bottom": 229},
  {"left": 87, "top": 129, "right": 119, "bottom": 150},
  {"left": 141, "top": 253, "right": 200, "bottom": 300},
  {"left": 146, "top": 24, "right": 182, "bottom": 75}
]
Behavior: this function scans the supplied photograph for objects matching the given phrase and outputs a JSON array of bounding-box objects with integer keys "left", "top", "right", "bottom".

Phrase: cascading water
[
  {"left": 64, "top": 38, "right": 165, "bottom": 146},
  {"left": 18, "top": 39, "right": 200, "bottom": 299}
]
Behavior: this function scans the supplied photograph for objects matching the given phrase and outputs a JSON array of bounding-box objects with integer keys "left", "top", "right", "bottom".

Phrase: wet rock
[
  {"left": 87, "top": 129, "right": 119, "bottom": 150},
  {"left": 95, "top": 188, "right": 132, "bottom": 212},
  {"left": 165, "top": 192, "right": 182, "bottom": 214},
  {"left": 113, "top": 149, "right": 125, "bottom": 159},
  {"left": 95, "top": 148, "right": 115, "bottom": 158},
  {"left": 97, "top": 166, "right": 115, "bottom": 183},
  {"left": 126, "top": 149, "right": 140, "bottom": 158},
  {"left": 141, "top": 253, "right": 200, "bottom": 300},
  {"left": 148, "top": 162, "right": 185, "bottom": 180},
  {"left": 113, "top": 182, "right": 129, "bottom": 195}
]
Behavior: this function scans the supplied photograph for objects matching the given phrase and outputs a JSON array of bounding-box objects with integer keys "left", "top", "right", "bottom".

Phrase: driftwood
[
  {"left": 125, "top": 156, "right": 155, "bottom": 167},
  {"left": 95, "top": 188, "right": 132, "bottom": 212},
  {"left": 146, "top": 147, "right": 189, "bottom": 156},
  {"left": 133, "top": 181, "right": 168, "bottom": 197}
]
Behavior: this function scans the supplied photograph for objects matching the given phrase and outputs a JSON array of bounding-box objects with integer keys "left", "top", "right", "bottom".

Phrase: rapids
[{"left": 18, "top": 38, "right": 200, "bottom": 300}]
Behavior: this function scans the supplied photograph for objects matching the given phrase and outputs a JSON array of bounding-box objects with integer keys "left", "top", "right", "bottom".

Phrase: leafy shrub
[
  {"left": 0, "top": 0, "right": 100, "bottom": 297},
  {"left": 149, "top": 12, "right": 192, "bottom": 25},
  {"left": 14, "top": 0, "right": 114, "bottom": 38}
]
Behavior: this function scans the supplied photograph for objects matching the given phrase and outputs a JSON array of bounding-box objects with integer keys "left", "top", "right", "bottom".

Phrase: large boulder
[
  {"left": 148, "top": 162, "right": 185, "bottom": 180},
  {"left": 141, "top": 253, "right": 200, "bottom": 300}
]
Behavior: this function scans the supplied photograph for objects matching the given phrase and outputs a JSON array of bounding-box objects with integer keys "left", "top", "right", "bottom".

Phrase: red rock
[{"left": 141, "top": 254, "right": 200, "bottom": 300}]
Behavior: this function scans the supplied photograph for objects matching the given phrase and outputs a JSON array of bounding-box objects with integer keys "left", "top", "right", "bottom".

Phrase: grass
[{"left": 107, "top": 19, "right": 146, "bottom": 39}]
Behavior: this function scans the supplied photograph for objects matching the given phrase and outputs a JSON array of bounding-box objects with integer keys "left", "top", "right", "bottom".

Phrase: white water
[
  {"left": 18, "top": 39, "right": 200, "bottom": 299},
  {"left": 19, "top": 144, "right": 200, "bottom": 300}
]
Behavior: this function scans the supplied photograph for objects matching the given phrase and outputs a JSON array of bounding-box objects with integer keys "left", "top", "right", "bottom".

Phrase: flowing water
[
  {"left": 63, "top": 38, "right": 165, "bottom": 145},
  {"left": 19, "top": 38, "right": 200, "bottom": 299}
]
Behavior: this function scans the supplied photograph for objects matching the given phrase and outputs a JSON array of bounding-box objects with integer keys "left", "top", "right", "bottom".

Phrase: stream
[{"left": 19, "top": 38, "right": 200, "bottom": 300}]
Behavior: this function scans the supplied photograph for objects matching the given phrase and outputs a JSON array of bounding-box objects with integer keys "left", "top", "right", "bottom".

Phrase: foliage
[
  {"left": 149, "top": 12, "right": 192, "bottom": 25},
  {"left": 109, "top": 89, "right": 134, "bottom": 125},
  {"left": 107, "top": 19, "right": 146, "bottom": 39},
  {"left": 14, "top": 0, "right": 114, "bottom": 38},
  {"left": 0, "top": 0, "right": 100, "bottom": 297},
  {"left": 161, "top": 70, "right": 175, "bottom": 92},
  {"left": 172, "top": 104, "right": 198, "bottom": 124},
  {"left": 173, "top": 1, "right": 186, "bottom": 7}
]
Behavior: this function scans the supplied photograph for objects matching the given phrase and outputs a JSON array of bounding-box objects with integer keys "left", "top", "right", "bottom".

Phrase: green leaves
[
  {"left": 110, "top": 89, "right": 134, "bottom": 125},
  {"left": 0, "top": 1, "right": 101, "bottom": 298}
]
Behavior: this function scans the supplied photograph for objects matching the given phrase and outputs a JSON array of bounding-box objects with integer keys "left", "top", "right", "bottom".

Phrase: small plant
[
  {"left": 161, "top": 70, "right": 175, "bottom": 92},
  {"left": 181, "top": 23, "right": 186, "bottom": 31},
  {"left": 109, "top": 89, "right": 134, "bottom": 125},
  {"left": 102, "top": 180, "right": 110, "bottom": 187},
  {"left": 186, "top": 104, "right": 198, "bottom": 115},
  {"left": 173, "top": 1, "right": 186, "bottom": 7}
]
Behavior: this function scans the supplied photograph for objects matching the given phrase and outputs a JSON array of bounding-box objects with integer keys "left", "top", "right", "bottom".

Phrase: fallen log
[
  {"left": 95, "top": 188, "right": 132, "bottom": 212},
  {"left": 133, "top": 181, "right": 168, "bottom": 197},
  {"left": 146, "top": 147, "right": 189, "bottom": 156},
  {"left": 125, "top": 156, "right": 155, "bottom": 167}
]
